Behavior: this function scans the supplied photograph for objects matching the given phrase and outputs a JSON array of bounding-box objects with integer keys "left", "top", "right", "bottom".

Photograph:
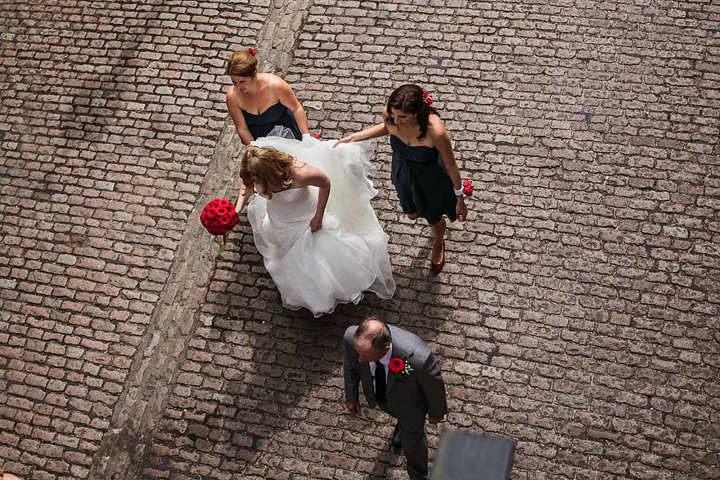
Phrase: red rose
[
  {"left": 426, "top": 97, "right": 434, "bottom": 105},
  {"left": 311, "top": 133, "right": 319, "bottom": 139},
  {"left": 248, "top": 48, "right": 256, "bottom": 56},
  {"left": 388, "top": 358, "right": 405, "bottom": 374}
]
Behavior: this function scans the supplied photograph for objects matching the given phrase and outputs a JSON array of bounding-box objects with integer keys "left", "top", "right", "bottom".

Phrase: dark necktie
[{"left": 374, "top": 361, "right": 387, "bottom": 403}]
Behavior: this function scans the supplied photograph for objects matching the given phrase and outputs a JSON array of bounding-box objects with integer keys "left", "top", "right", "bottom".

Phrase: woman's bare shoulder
[
  {"left": 226, "top": 85, "right": 238, "bottom": 102},
  {"left": 292, "top": 159, "right": 325, "bottom": 183},
  {"left": 381, "top": 107, "right": 397, "bottom": 133},
  {"left": 427, "top": 114, "right": 448, "bottom": 138},
  {"left": 264, "top": 73, "right": 288, "bottom": 89}
]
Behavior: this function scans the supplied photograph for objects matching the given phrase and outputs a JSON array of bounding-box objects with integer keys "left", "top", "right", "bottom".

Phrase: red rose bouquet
[{"left": 200, "top": 198, "right": 239, "bottom": 246}]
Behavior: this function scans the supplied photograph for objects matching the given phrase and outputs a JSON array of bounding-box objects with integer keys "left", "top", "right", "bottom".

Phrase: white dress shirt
[{"left": 369, "top": 344, "right": 393, "bottom": 392}]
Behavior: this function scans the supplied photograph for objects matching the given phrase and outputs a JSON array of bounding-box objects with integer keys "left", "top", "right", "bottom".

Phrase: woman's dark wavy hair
[{"left": 386, "top": 84, "right": 438, "bottom": 140}]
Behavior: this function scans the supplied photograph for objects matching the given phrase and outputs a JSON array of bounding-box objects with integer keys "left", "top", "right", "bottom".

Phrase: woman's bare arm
[
  {"left": 276, "top": 77, "right": 310, "bottom": 135},
  {"left": 431, "top": 122, "right": 467, "bottom": 222},
  {"left": 235, "top": 181, "right": 254, "bottom": 213},
  {"left": 293, "top": 162, "right": 330, "bottom": 232},
  {"left": 335, "top": 122, "right": 388, "bottom": 147}
]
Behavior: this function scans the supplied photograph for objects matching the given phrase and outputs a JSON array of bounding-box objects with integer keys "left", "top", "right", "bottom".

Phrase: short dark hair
[{"left": 354, "top": 317, "right": 392, "bottom": 353}]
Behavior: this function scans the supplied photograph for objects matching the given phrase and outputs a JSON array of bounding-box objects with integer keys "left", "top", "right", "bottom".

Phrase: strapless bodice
[{"left": 260, "top": 186, "right": 317, "bottom": 224}]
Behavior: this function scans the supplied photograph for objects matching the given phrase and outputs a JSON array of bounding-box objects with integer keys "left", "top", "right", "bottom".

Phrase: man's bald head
[{"left": 353, "top": 317, "right": 392, "bottom": 362}]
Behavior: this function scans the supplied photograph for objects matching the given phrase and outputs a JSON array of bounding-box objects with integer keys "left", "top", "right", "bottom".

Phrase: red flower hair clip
[
  {"left": 248, "top": 48, "right": 256, "bottom": 56},
  {"left": 422, "top": 90, "right": 434, "bottom": 106}
]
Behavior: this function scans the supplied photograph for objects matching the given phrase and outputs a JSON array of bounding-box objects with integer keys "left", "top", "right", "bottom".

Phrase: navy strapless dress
[
  {"left": 242, "top": 102, "right": 302, "bottom": 140},
  {"left": 390, "top": 134, "right": 457, "bottom": 225}
]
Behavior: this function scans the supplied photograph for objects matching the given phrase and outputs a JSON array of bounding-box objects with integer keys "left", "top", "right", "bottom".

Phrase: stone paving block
[{"left": 0, "top": 0, "right": 268, "bottom": 478}]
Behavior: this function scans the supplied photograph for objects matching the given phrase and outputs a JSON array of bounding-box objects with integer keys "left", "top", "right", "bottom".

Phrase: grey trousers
[{"left": 397, "top": 421, "right": 428, "bottom": 480}]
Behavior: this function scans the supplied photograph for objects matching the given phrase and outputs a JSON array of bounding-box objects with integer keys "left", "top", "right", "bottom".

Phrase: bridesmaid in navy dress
[
  {"left": 225, "top": 48, "right": 308, "bottom": 144},
  {"left": 336, "top": 84, "right": 468, "bottom": 275}
]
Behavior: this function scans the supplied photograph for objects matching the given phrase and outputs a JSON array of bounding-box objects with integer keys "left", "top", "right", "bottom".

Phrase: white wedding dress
[{"left": 246, "top": 134, "right": 396, "bottom": 317}]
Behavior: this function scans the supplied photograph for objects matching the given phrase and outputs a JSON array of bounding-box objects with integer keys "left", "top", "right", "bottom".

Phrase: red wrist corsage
[{"left": 463, "top": 179, "right": 473, "bottom": 196}]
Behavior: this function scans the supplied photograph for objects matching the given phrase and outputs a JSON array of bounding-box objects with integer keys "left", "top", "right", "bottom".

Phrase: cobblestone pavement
[{"left": 1, "top": 1, "right": 719, "bottom": 479}]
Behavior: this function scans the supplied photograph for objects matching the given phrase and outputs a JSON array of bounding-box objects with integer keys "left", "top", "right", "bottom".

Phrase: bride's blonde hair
[{"left": 240, "top": 146, "right": 295, "bottom": 199}]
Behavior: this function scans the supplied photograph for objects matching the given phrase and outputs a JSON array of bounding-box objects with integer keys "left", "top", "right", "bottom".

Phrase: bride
[{"left": 235, "top": 139, "right": 396, "bottom": 317}]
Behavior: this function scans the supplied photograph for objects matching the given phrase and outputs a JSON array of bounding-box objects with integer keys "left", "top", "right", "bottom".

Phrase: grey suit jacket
[{"left": 343, "top": 324, "right": 448, "bottom": 425}]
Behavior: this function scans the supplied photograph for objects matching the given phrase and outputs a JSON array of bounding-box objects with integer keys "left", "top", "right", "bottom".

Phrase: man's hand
[
  {"left": 428, "top": 416, "right": 445, "bottom": 425},
  {"left": 345, "top": 401, "right": 361, "bottom": 415}
]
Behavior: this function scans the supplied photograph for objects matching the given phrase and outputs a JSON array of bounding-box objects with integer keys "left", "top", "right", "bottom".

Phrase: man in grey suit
[{"left": 343, "top": 317, "right": 447, "bottom": 480}]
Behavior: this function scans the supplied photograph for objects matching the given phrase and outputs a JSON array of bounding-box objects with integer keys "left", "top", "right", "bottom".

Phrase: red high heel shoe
[{"left": 430, "top": 240, "right": 445, "bottom": 276}]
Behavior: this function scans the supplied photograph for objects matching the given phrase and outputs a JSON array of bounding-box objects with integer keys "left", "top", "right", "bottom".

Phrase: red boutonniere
[
  {"left": 388, "top": 357, "right": 414, "bottom": 376},
  {"left": 463, "top": 179, "right": 473, "bottom": 196},
  {"left": 248, "top": 48, "right": 256, "bottom": 56},
  {"left": 201, "top": 198, "right": 239, "bottom": 246}
]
